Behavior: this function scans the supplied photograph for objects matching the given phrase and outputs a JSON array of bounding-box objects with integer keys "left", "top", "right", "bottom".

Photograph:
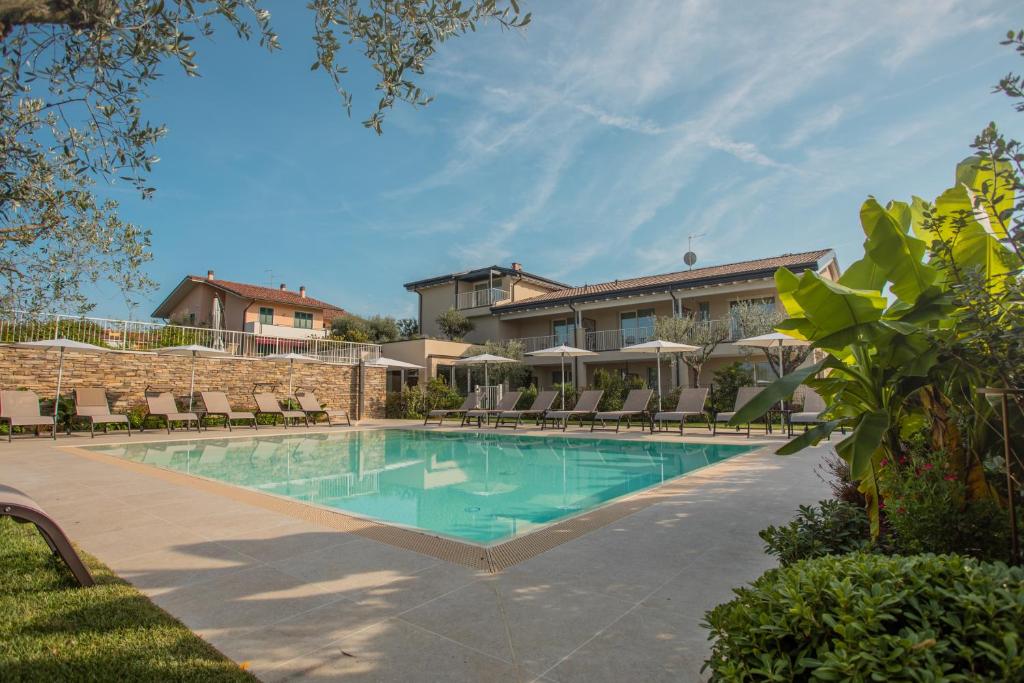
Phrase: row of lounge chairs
[
  {"left": 0, "top": 387, "right": 350, "bottom": 441},
  {"left": 422, "top": 385, "right": 831, "bottom": 436}
]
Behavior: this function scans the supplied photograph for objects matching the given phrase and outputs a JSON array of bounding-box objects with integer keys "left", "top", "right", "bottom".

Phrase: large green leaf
[
  {"left": 776, "top": 419, "right": 847, "bottom": 455},
  {"left": 858, "top": 198, "right": 937, "bottom": 303},
  {"left": 839, "top": 255, "right": 886, "bottom": 291},
  {"left": 933, "top": 185, "right": 1018, "bottom": 282},
  {"left": 835, "top": 409, "right": 889, "bottom": 480},
  {"left": 955, "top": 155, "right": 1014, "bottom": 238},
  {"left": 730, "top": 358, "right": 829, "bottom": 426},
  {"left": 775, "top": 270, "right": 887, "bottom": 352}
]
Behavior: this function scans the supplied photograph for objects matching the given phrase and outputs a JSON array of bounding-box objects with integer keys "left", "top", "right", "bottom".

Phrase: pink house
[{"left": 151, "top": 270, "right": 346, "bottom": 340}]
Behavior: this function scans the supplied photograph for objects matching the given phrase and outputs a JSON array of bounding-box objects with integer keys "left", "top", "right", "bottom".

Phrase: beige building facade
[{"left": 391, "top": 250, "right": 839, "bottom": 393}]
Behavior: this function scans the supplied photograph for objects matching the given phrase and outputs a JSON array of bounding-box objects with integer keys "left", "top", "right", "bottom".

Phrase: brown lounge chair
[
  {"left": 200, "top": 391, "right": 257, "bottom": 431},
  {"left": 1, "top": 390, "right": 57, "bottom": 442},
  {"left": 653, "top": 387, "right": 711, "bottom": 435},
  {"left": 1, "top": 483, "right": 94, "bottom": 586},
  {"left": 73, "top": 387, "right": 131, "bottom": 438},
  {"left": 494, "top": 390, "right": 558, "bottom": 429},
  {"left": 295, "top": 389, "right": 351, "bottom": 426},
  {"left": 462, "top": 391, "right": 522, "bottom": 428},
  {"left": 144, "top": 391, "right": 201, "bottom": 433},
  {"left": 788, "top": 386, "right": 845, "bottom": 437},
  {"left": 591, "top": 389, "right": 655, "bottom": 432},
  {"left": 540, "top": 390, "right": 604, "bottom": 431},
  {"left": 253, "top": 391, "right": 308, "bottom": 428},
  {"left": 424, "top": 394, "right": 479, "bottom": 426},
  {"left": 713, "top": 386, "right": 766, "bottom": 437}
]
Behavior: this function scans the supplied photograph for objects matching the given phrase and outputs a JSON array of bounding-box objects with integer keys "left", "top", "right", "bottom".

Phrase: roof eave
[{"left": 492, "top": 260, "right": 822, "bottom": 314}]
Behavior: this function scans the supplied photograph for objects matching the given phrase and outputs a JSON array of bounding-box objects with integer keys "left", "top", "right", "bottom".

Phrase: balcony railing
[
  {"left": 456, "top": 288, "right": 509, "bottom": 310},
  {"left": 0, "top": 311, "right": 380, "bottom": 365},
  {"left": 585, "top": 326, "right": 656, "bottom": 352}
]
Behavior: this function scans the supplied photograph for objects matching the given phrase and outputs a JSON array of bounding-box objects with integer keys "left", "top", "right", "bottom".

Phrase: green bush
[
  {"left": 709, "top": 361, "right": 752, "bottom": 414},
  {"left": 515, "top": 385, "right": 537, "bottom": 410},
  {"left": 759, "top": 500, "right": 871, "bottom": 566},
  {"left": 704, "top": 553, "right": 1024, "bottom": 681},
  {"left": 551, "top": 383, "right": 577, "bottom": 409},
  {"left": 385, "top": 387, "right": 424, "bottom": 419},
  {"left": 592, "top": 369, "right": 627, "bottom": 411},
  {"left": 878, "top": 445, "right": 1010, "bottom": 562}
]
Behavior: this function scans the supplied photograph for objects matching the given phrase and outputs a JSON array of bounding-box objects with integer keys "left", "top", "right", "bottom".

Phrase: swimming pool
[{"left": 86, "top": 430, "right": 753, "bottom": 545}]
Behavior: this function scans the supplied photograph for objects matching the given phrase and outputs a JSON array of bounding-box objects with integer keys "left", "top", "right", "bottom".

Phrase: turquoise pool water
[{"left": 87, "top": 430, "right": 752, "bottom": 544}]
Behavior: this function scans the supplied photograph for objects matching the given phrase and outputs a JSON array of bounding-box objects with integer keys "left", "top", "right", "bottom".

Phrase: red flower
[
  {"left": 924, "top": 463, "right": 934, "bottom": 471},
  {"left": 944, "top": 474, "right": 957, "bottom": 481},
  {"left": 880, "top": 458, "right": 889, "bottom": 468}
]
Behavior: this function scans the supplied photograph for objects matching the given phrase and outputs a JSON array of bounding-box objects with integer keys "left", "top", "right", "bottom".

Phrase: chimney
[
  {"left": 279, "top": 283, "right": 286, "bottom": 291},
  {"left": 511, "top": 262, "right": 522, "bottom": 272},
  {"left": 206, "top": 269, "right": 214, "bottom": 280},
  {"left": 299, "top": 286, "right": 307, "bottom": 298}
]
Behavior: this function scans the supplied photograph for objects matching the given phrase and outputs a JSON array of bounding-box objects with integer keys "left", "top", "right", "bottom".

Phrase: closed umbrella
[
  {"left": 526, "top": 344, "right": 596, "bottom": 409},
  {"left": 263, "top": 352, "right": 321, "bottom": 397},
  {"left": 620, "top": 339, "right": 699, "bottom": 411},
  {"left": 453, "top": 353, "right": 517, "bottom": 408},
  {"left": 14, "top": 338, "right": 109, "bottom": 439},
  {"left": 734, "top": 332, "right": 811, "bottom": 430},
  {"left": 370, "top": 356, "right": 425, "bottom": 391},
  {"left": 157, "top": 344, "right": 231, "bottom": 411}
]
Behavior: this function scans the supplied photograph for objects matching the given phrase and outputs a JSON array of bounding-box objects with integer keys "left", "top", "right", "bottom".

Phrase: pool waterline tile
[{"left": 64, "top": 428, "right": 760, "bottom": 572}]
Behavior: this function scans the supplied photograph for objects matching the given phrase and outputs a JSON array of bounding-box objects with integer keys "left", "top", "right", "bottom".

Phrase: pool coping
[{"left": 60, "top": 429, "right": 772, "bottom": 573}]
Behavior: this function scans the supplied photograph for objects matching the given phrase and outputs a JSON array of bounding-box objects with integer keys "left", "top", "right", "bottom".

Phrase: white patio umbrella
[
  {"left": 526, "top": 344, "right": 597, "bottom": 409},
  {"left": 14, "top": 338, "right": 109, "bottom": 439},
  {"left": 158, "top": 344, "right": 231, "bottom": 411},
  {"left": 734, "top": 332, "right": 811, "bottom": 430},
  {"left": 453, "top": 353, "right": 517, "bottom": 406},
  {"left": 370, "top": 356, "right": 425, "bottom": 390},
  {"left": 263, "top": 352, "right": 321, "bottom": 397},
  {"left": 620, "top": 339, "right": 699, "bottom": 410}
]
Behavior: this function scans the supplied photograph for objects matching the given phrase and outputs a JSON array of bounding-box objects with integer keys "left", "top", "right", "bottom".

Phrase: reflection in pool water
[{"left": 87, "top": 430, "right": 752, "bottom": 544}]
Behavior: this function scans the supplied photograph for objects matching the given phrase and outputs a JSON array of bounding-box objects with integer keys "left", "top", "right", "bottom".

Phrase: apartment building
[
  {"left": 152, "top": 270, "right": 347, "bottom": 340},
  {"left": 386, "top": 249, "right": 839, "bottom": 392}
]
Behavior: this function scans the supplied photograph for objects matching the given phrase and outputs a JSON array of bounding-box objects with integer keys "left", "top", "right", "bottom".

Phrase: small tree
[
  {"left": 436, "top": 308, "right": 474, "bottom": 341},
  {"left": 331, "top": 315, "right": 370, "bottom": 343},
  {"left": 469, "top": 339, "right": 530, "bottom": 387},
  {"left": 730, "top": 300, "right": 812, "bottom": 377},
  {"left": 366, "top": 315, "right": 400, "bottom": 343},
  {"left": 653, "top": 315, "right": 729, "bottom": 387},
  {"left": 397, "top": 318, "right": 420, "bottom": 339}
]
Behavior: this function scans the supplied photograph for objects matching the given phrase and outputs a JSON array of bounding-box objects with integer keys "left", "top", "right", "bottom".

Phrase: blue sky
[{"left": 97, "top": 0, "right": 1021, "bottom": 320}]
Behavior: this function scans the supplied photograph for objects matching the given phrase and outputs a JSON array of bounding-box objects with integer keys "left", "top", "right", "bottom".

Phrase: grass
[{"left": 0, "top": 517, "right": 254, "bottom": 682}]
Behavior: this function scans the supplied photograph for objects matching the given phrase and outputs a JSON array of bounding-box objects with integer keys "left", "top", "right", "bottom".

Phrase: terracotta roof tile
[
  {"left": 193, "top": 277, "right": 347, "bottom": 314},
  {"left": 494, "top": 249, "right": 833, "bottom": 310}
]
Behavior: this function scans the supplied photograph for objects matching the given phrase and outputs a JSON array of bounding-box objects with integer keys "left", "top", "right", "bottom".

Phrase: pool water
[{"left": 87, "top": 430, "right": 753, "bottom": 545}]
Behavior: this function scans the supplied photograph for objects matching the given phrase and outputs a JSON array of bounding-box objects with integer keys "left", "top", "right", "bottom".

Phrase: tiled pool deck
[{"left": 1, "top": 420, "right": 831, "bottom": 682}]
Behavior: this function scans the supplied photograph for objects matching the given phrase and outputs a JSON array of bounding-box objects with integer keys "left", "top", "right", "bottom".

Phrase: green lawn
[{"left": 0, "top": 517, "right": 254, "bottom": 682}]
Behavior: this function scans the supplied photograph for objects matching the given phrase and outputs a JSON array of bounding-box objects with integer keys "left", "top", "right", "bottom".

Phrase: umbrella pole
[
  {"left": 560, "top": 353, "right": 566, "bottom": 410},
  {"left": 288, "top": 361, "right": 294, "bottom": 397},
  {"left": 188, "top": 354, "right": 197, "bottom": 412},
  {"left": 778, "top": 342, "right": 785, "bottom": 431},
  {"left": 656, "top": 349, "right": 662, "bottom": 411},
  {"left": 53, "top": 347, "right": 64, "bottom": 439}
]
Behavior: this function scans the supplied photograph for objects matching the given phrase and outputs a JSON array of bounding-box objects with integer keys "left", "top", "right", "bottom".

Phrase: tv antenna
[
  {"left": 684, "top": 233, "right": 704, "bottom": 270},
  {"left": 264, "top": 268, "right": 275, "bottom": 288}
]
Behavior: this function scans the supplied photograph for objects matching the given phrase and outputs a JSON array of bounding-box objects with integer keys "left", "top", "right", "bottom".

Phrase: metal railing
[
  {"left": 585, "top": 326, "right": 656, "bottom": 352},
  {"left": 456, "top": 288, "right": 510, "bottom": 310},
  {"left": 513, "top": 334, "right": 559, "bottom": 354},
  {"left": 0, "top": 311, "right": 380, "bottom": 365}
]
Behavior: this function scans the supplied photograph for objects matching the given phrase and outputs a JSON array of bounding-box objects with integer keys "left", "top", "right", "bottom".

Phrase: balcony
[
  {"left": 456, "top": 288, "right": 510, "bottom": 310},
  {"left": 585, "top": 326, "right": 656, "bottom": 352},
  {"left": 510, "top": 333, "right": 575, "bottom": 354},
  {"left": 244, "top": 321, "right": 328, "bottom": 340}
]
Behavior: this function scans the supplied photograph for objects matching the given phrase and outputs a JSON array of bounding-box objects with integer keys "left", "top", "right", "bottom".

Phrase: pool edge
[{"left": 59, "top": 436, "right": 771, "bottom": 573}]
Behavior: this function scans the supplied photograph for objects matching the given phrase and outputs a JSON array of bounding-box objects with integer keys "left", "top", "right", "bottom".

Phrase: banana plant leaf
[{"left": 730, "top": 358, "right": 829, "bottom": 426}]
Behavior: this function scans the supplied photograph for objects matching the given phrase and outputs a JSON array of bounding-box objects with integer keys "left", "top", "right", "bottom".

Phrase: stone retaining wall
[{"left": 0, "top": 347, "right": 385, "bottom": 418}]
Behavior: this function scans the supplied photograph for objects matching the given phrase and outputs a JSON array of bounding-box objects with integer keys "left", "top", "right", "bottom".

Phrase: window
[
  {"left": 259, "top": 307, "right": 274, "bottom": 325},
  {"left": 552, "top": 369, "right": 572, "bottom": 386},
  {"left": 186, "top": 312, "right": 196, "bottom": 326},
  {"left": 698, "top": 302, "right": 710, "bottom": 321},
  {"left": 294, "top": 311, "right": 314, "bottom": 329},
  {"left": 620, "top": 308, "right": 655, "bottom": 345},
  {"left": 552, "top": 318, "right": 575, "bottom": 346}
]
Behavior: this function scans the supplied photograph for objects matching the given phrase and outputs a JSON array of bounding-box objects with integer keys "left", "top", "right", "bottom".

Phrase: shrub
[
  {"left": 759, "top": 500, "right": 871, "bottom": 566},
  {"left": 385, "top": 388, "right": 424, "bottom": 419},
  {"left": 515, "top": 385, "right": 537, "bottom": 410},
  {"left": 592, "top": 369, "right": 627, "bottom": 411},
  {"left": 878, "top": 446, "right": 1010, "bottom": 562},
  {"left": 551, "top": 383, "right": 577, "bottom": 409},
  {"left": 704, "top": 553, "right": 1024, "bottom": 681},
  {"left": 816, "top": 450, "right": 866, "bottom": 506},
  {"left": 709, "top": 362, "right": 752, "bottom": 414},
  {"left": 423, "top": 377, "right": 463, "bottom": 411},
  {"left": 435, "top": 308, "right": 474, "bottom": 341}
]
